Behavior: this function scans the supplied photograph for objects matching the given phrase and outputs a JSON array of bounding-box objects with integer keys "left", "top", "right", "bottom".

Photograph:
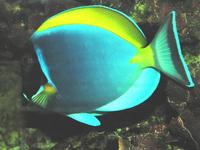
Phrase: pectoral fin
[
  {"left": 67, "top": 113, "right": 101, "bottom": 126},
  {"left": 31, "top": 83, "right": 57, "bottom": 108}
]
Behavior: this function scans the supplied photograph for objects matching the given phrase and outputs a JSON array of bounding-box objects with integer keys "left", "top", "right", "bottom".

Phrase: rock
[{"left": 0, "top": 61, "right": 22, "bottom": 128}]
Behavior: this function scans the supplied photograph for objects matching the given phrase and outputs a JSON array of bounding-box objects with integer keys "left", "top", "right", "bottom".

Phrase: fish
[{"left": 26, "top": 5, "right": 194, "bottom": 126}]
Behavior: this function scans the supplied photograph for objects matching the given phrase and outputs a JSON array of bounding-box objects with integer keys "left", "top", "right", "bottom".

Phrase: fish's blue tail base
[{"left": 151, "top": 11, "right": 194, "bottom": 87}]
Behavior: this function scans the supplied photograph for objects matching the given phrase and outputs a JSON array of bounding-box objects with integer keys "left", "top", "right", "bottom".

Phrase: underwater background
[{"left": 0, "top": 0, "right": 200, "bottom": 149}]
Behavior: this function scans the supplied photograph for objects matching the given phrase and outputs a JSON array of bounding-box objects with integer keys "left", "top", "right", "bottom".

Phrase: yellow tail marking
[{"left": 129, "top": 45, "right": 155, "bottom": 68}]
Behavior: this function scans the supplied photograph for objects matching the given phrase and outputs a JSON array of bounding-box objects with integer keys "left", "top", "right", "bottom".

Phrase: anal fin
[
  {"left": 67, "top": 113, "right": 101, "bottom": 126},
  {"left": 96, "top": 68, "right": 160, "bottom": 112}
]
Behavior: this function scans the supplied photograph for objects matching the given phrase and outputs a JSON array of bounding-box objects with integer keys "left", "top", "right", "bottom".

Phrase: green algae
[{"left": 185, "top": 54, "right": 200, "bottom": 78}]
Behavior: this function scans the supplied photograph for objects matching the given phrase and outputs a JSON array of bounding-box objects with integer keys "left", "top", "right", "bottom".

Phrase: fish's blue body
[{"left": 28, "top": 5, "right": 194, "bottom": 126}]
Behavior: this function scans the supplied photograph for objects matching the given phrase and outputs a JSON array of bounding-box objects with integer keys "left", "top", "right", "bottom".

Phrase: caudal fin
[{"left": 150, "top": 11, "right": 194, "bottom": 87}]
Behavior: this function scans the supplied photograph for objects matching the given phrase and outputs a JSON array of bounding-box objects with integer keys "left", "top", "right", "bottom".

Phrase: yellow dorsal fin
[{"left": 36, "top": 5, "right": 147, "bottom": 48}]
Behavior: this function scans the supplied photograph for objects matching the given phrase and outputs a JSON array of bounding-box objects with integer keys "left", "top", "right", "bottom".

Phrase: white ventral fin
[{"left": 67, "top": 113, "right": 101, "bottom": 126}]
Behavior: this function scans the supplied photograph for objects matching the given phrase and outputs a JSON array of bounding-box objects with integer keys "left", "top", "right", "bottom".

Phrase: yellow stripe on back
[{"left": 36, "top": 6, "right": 147, "bottom": 48}]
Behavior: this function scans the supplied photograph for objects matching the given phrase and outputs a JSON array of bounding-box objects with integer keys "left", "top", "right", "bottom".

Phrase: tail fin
[{"left": 150, "top": 11, "right": 194, "bottom": 87}]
